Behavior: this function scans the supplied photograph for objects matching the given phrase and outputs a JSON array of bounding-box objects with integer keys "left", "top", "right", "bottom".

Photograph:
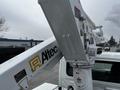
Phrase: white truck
[
  {"left": 0, "top": 0, "right": 119, "bottom": 90},
  {"left": 59, "top": 52, "right": 120, "bottom": 90}
]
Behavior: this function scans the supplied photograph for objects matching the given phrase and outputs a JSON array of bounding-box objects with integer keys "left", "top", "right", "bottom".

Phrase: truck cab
[{"left": 59, "top": 52, "right": 120, "bottom": 90}]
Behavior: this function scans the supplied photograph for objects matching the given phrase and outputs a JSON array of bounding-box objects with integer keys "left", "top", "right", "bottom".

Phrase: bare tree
[
  {"left": 0, "top": 17, "right": 8, "bottom": 38},
  {"left": 0, "top": 17, "right": 8, "bottom": 32}
]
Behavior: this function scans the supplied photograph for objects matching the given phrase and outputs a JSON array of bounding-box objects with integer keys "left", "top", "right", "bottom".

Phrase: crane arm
[
  {"left": 38, "top": 0, "right": 97, "bottom": 90},
  {"left": 0, "top": 37, "right": 63, "bottom": 90}
]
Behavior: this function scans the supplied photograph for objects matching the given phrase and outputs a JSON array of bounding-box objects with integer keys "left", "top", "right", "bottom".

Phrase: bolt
[{"left": 77, "top": 78, "right": 81, "bottom": 83}]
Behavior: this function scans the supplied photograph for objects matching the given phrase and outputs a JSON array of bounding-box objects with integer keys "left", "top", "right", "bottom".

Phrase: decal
[
  {"left": 29, "top": 56, "right": 42, "bottom": 72},
  {"left": 41, "top": 46, "right": 58, "bottom": 64},
  {"left": 29, "top": 46, "right": 58, "bottom": 72},
  {"left": 14, "top": 69, "right": 27, "bottom": 83}
]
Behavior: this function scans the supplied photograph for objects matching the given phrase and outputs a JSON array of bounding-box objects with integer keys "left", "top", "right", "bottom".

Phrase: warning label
[{"left": 29, "top": 56, "right": 42, "bottom": 72}]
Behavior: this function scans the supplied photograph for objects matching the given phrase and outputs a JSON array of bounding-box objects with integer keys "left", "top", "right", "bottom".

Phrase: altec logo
[
  {"left": 41, "top": 46, "right": 58, "bottom": 64},
  {"left": 29, "top": 56, "right": 42, "bottom": 72},
  {"left": 29, "top": 46, "right": 58, "bottom": 72}
]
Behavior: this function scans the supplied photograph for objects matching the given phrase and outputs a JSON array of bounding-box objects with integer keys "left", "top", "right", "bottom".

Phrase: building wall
[
  {"left": 0, "top": 39, "right": 43, "bottom": 50},
  {"left": 0, "top": 38, "right": 43, "bottom": 64}
]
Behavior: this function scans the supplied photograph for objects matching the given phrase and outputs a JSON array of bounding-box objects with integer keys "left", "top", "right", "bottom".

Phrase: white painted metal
[
  {"left": 59, "top": 58, "right": 93, "bottom": 89},
  {"left": 0, "top": 37, "right": 63, "bottom": 90},
  {"left": 38, "top": 0, "right": 87, "bottom": 62},
  {"left": 38, "top": 0, "right": 97, "bottom": 90},
  {"left": 32, "top": 83, "right": 58, "bottom": 90},
  {"left": 59, "top": 55, "right": 120, "bottom": 90},
  {"left": 32, "top": 83, "right": 67, "bottom": 90},
  {"left": 96, "top": 52, "right": 120, "bottom": 62}
]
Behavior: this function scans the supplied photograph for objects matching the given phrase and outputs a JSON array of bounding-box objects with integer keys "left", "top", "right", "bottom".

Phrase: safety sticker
[{"left": 29, "top": 56, "right": 42, "bottom": 72}]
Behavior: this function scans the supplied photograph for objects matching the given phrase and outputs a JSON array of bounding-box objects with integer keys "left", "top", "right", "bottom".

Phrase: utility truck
[{"left": 0, "top": 0, "right": 120, "bottom": 90}]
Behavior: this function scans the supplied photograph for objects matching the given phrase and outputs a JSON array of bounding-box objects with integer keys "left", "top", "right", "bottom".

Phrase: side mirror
[{"left": 97, "top": 47, "right": 102, "bottom": 55}]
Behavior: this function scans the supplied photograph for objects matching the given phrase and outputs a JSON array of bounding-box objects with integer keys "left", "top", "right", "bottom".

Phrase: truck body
[
  {"left": 0, "top": 0, "right": 117, "bottom": 89},
  {"left": 59, "top": 52, "right": 120, "bottom": 90}
]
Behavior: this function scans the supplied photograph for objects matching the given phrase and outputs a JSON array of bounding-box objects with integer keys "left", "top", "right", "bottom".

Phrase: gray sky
[
  {"left": 0, "top": 0, "right": 52, "bottom": 40},
  {"left": 0, "top": 0, "right": 120, "bottom": 41},
  {"left": 81, "top": 0, "right": 120, "bottom": 41}
]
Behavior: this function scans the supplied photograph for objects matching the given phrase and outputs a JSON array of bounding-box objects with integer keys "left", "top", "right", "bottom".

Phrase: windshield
[
  {"left": 93, "top": 61, "right": 120, "bottom": 83},
  {"left": 66, "top": 61, "right": 120, "bottom": 83}
]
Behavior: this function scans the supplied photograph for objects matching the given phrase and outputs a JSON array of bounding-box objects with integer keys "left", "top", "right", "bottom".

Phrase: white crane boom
[
  {"left": 38, "top": 0, "right": 97, "bottom": 90},
  {"left": 0, "top": 37, "right": 63, "bottom": 90}
]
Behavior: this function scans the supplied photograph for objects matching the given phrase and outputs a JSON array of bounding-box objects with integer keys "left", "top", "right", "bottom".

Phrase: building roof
[{"left": 0, "top": 38, "right": 43, "bottom": 42}]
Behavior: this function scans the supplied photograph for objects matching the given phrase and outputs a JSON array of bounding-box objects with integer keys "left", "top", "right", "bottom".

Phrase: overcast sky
[
  {"left": 81, "top": 0, "right": 120, "bottom": 41},
  {"left": 0, "top": 0, "right": 120, "bottom": 41}
]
